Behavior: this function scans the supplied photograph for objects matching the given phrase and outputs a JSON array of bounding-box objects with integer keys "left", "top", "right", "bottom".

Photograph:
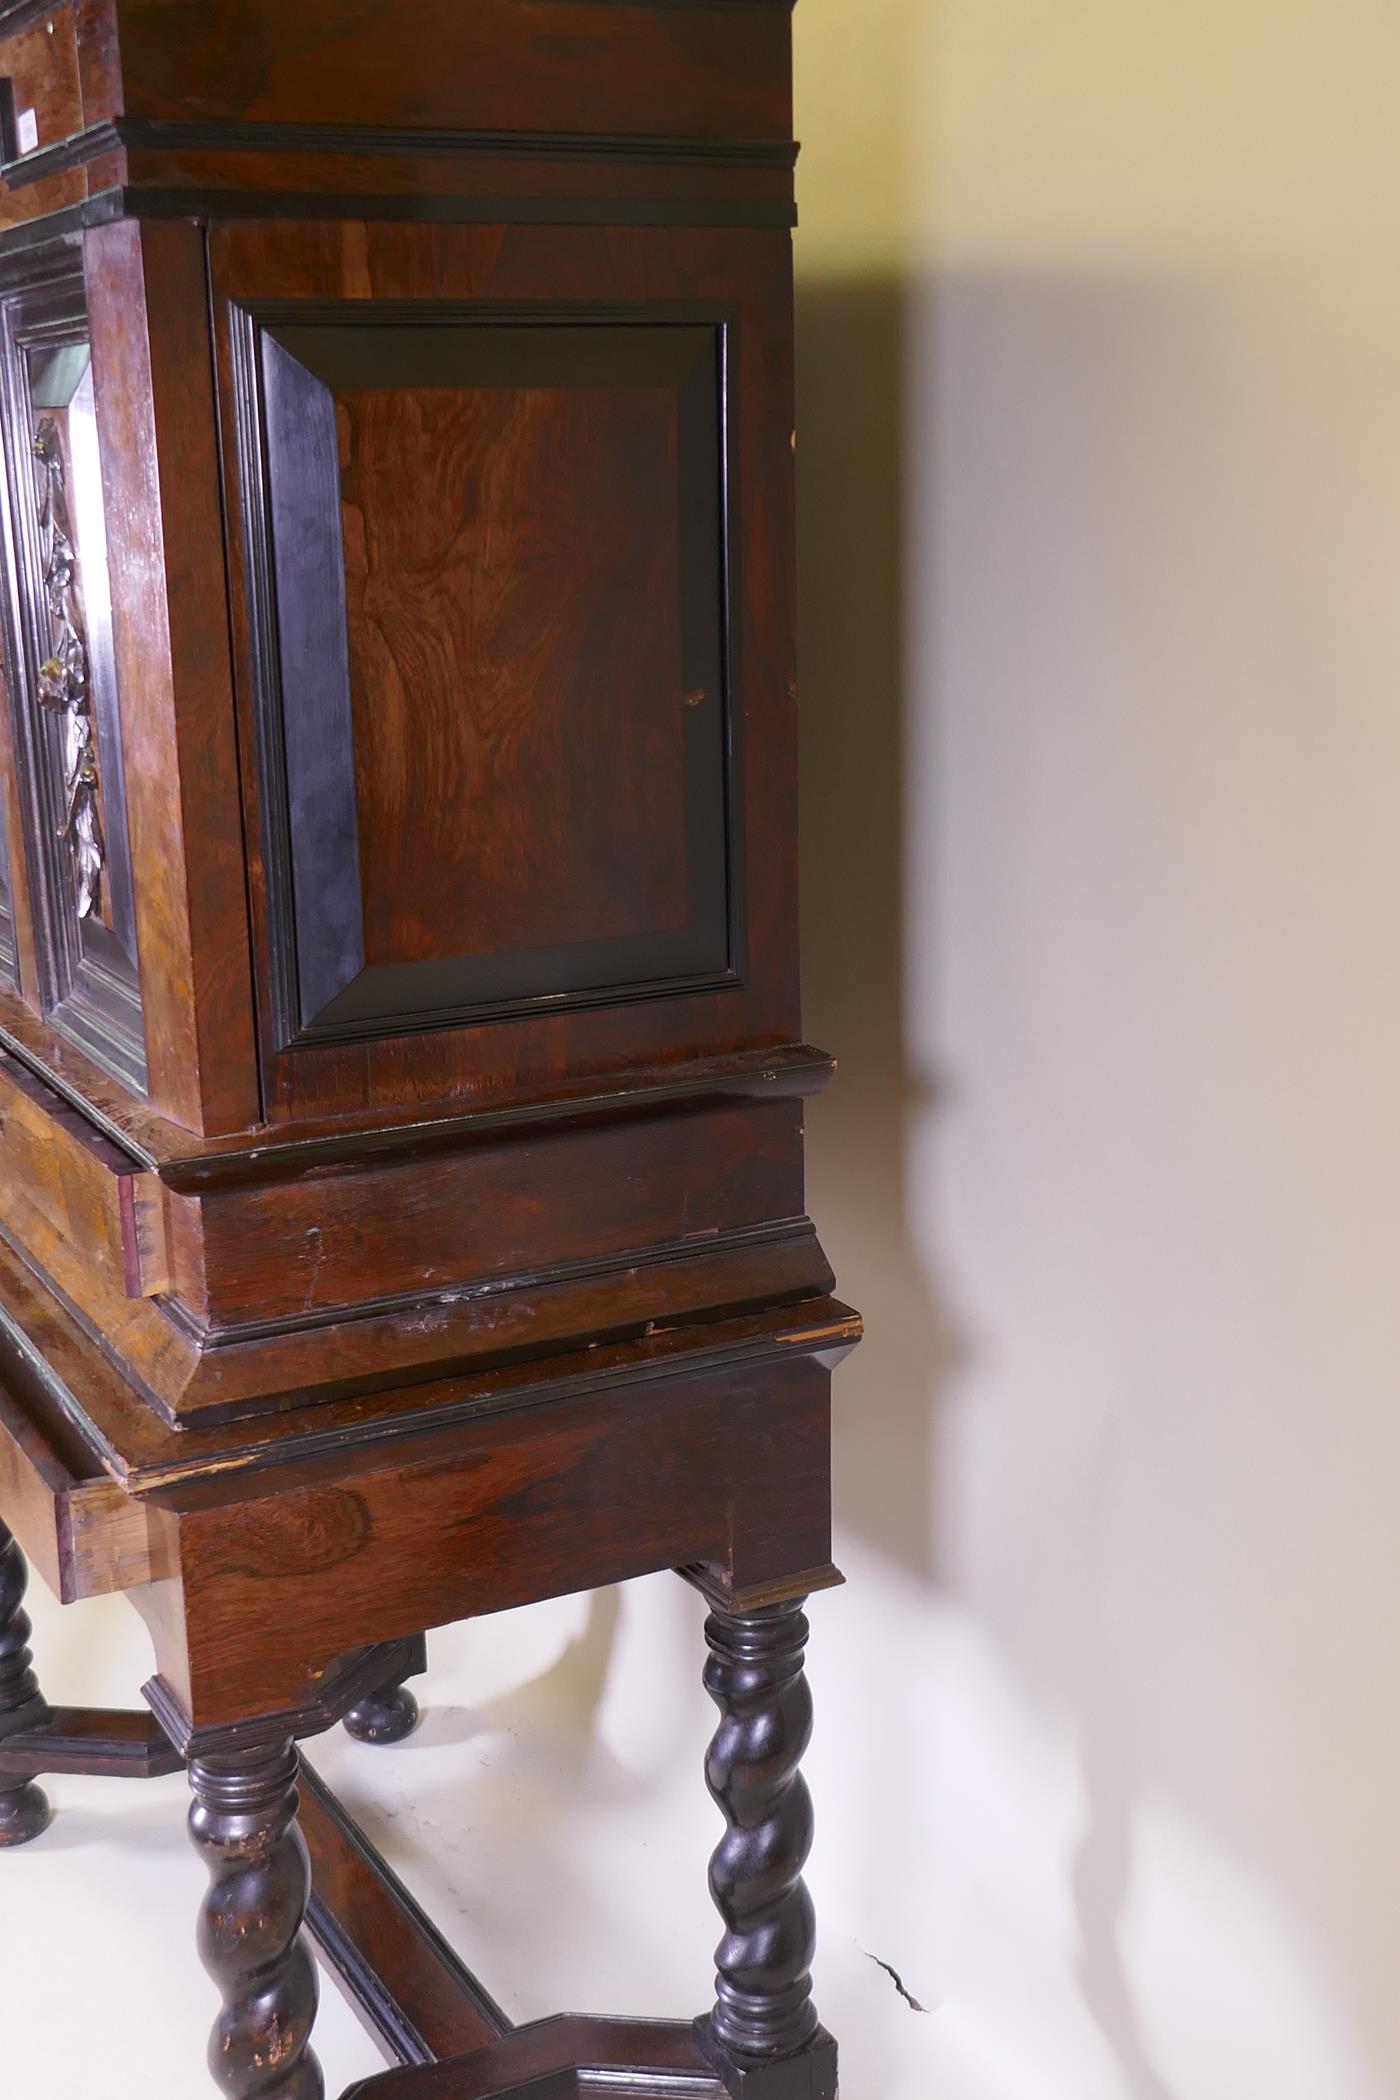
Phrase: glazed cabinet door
[
  {"left": 210, "top": 218, "right": 799, "bottom": 1126},
  {"left": 0, "top": 241, "right": 145, "bottom": 1090}
]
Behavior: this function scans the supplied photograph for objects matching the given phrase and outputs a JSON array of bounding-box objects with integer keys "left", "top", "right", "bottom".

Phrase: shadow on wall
[
  {"left": 799, "top": 251, "right": 1400, "bottom": 2100},
  {"left": 795, "top": 266, "right": 1181, "bottom": 2099},
  {"left": 796, "top": 275, "right": 953, "bottom": 1588}
]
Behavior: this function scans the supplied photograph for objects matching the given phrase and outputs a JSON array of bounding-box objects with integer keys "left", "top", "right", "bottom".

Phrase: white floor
[{"left": 4, "top": 1564, "right": 940, "bottom": 2100}]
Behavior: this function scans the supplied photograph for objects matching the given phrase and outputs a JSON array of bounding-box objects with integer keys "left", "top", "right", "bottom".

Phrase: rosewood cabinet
[{"left": 0, "top": 5, "right": 858, "bottom": 2098}]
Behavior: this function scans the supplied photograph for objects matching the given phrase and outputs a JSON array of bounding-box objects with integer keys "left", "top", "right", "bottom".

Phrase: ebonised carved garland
[{"left": 0, "top": 4, "right": 859, "bottom": 2097}]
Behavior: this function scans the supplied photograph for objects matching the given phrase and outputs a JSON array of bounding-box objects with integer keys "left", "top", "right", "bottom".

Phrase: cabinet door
[
  {"left": 211, "top": 219, "right": 798, "bottom": 1125},
  {"left": 0, "top": 248, "right": 145, "bottom": 1089}
]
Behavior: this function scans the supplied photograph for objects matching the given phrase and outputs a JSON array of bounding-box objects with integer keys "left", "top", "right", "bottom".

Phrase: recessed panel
[
  {"left": 244, "top": 311, "right": 733, "bottom": 1047},
  {"left": 343, "top": 379, "right": 688, "bottom": 965}
]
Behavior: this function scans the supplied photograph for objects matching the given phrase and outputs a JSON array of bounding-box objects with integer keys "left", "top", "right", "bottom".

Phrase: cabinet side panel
[
  {"left": 113, "top": 0, "right": 793, "bottom": 141},
  {"left": 211, "top": 218, "right": 798, "bottom": 1125}
]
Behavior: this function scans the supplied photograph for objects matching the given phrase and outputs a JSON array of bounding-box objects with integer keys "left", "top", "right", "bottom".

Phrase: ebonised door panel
[
  {"left": 212, "top": 220, "right": 799, "bottom": 1124},
  {"left": 0, "top": 246, "right": 145, "bottom": 1088}
]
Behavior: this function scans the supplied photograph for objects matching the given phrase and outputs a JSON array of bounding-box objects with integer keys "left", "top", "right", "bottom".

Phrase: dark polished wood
[
  {"left": 211, "top": 212, "right": 796, "bottom": 1139},
  {"left": 97, "top": 1, "right": 793, "bottom": 142},
  {"left": 146, "top": 1637, "right": 436, "bottom": 1765},
  {"left": 341, "top": 1634, "right": 426, "bottom": 1747},
  {"left": 699, "top": 1602, "right": 828, "bottom": 2090},
  {"left": 342, "top": 1678, "right": 420, "bottom": 1749},
  {"left": 189, "top": 1739, "right": 325, "bottom": 2100},
  {"left": 299, "top": 1756, "right": 510, "bottom": 2067},
  {"left": 0, "top": 1517, "right": 50, "bottom": 1842},
  {"left": 342, "top": 2016, "right": 726, "bottom": 2100},
  {"left": 0, "top": 1700, "right": 182, "bottom": 1779},
  {"left": 133, "top": 1328, "right": 845, "bottom": 1743},
  {"left": 0, "top": 6, "right": 857, "bottom": 2096}
]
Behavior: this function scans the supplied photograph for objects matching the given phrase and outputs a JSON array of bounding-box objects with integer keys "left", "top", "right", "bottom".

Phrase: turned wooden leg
[
  {"left": 343, "top": 1671, "right": 420, "bottom": 1746},
  {"left": 698, "top": 1597, "right": 836, "bottom": 2099},
  {"left": 189, "top": 1740, "right": 324, "bottom": 2100},
  {"left": 0, "top": 1523, "right": 51, "bottom": 1848}
]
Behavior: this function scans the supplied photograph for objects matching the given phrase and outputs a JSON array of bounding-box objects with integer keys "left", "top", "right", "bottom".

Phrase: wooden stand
[
  {"left": 0, "top": 1492, "right": 848, "bottom": 2100},
  {"left": 0, "top": 3, "right": 857, "bottom": 2093},
  {"left": 0, "top": 1231, "right": 856, "bottom": 2097}
]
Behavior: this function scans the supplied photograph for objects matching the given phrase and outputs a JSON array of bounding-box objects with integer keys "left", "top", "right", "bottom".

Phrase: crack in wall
[{"left": 862, "top": 1948, "right": 929, "bottom": 2014}]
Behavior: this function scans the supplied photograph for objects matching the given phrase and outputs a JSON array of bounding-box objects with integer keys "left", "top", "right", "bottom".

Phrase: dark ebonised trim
[
  {"left": 0, "top": 208, "right": 97, "bottom": 273},
  {"left": 143, "top": 1637, "right": 427, "bottom": 1759},
  {"left": 123, "top": 1303, "right": 862, "bottom": 1494},
  {"left": 0, "top": 1255, "right": 858, "bottom": 1494},
  {"left": 0, "top": 0, "right": 60, "bottom": 34},
  {"left": 0, "top": 122, "right": 121, "bottom": 188},
  {"left": 0, "top": 182, "right": 797, "bottom": 238},
  {"left": 0, "top": 1705, "right": 185, "bottom": 1779},
  {"left": 298, "top": 1757, "right": 512, "bottom": 2069},
  {"left": 1, "top": 116, "right": 798, "bottom": 189},
  {"left": 678, "top": 1561, "right": 846, "bottom": 1615},
  {"left": 254, "top": 328, "right": 364, "bottom": 1037},
  {"left": 232, "top": 299, "right": 740, "bottom": 1054}
]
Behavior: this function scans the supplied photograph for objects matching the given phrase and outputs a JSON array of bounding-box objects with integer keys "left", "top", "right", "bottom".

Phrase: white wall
[
  {"left": 799, "top": 3, "right": 1400, "bottom": 2095},
  {"left": 11, "top": 9, "right": 1400, "bottom": 2099}
]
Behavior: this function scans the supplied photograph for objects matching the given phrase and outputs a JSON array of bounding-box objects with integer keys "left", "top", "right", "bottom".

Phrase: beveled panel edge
[
  {"left": 235, "top": 299, "right": 739, "bottom": 1056},
  {"left": 255, "top": 325, "right": 364, "bottom": 1038}
]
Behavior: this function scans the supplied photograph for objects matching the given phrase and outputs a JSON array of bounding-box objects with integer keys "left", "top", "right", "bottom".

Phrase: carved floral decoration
[{"left": 33, "top": 415, "right": 103, "bottom": 919}]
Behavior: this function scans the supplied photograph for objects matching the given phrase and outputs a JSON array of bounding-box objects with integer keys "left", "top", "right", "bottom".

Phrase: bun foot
[
  {"left": 343, "top": 1682, "right": 420, "bottom": 1746},
  {"left": 0, "top": 1780, "right": 52, "bottom": 1847}
]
